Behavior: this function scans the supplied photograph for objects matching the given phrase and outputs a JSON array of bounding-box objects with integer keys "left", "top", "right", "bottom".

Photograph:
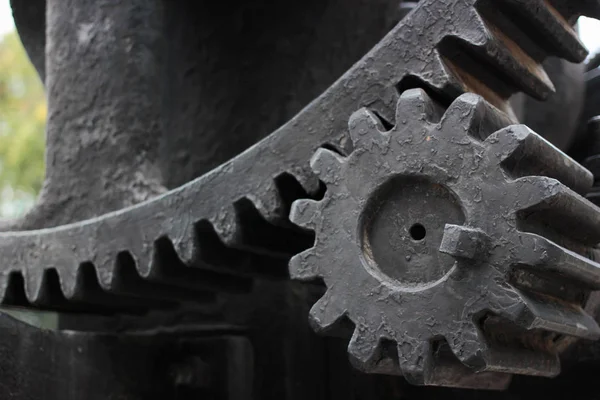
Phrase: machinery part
[
  {"left": 289, "top": 89, "right": 600, "bottom": 388},
  {"left": 0, "top": 312, "right": 253, "bottom": 400},
  {"left": 0, "top": 0, "right": 596, "bottom": 314}
]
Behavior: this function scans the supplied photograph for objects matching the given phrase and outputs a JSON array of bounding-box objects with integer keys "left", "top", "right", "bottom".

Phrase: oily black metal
[{"left": 0, "top": 312, "right": 253, "bottom": 400}]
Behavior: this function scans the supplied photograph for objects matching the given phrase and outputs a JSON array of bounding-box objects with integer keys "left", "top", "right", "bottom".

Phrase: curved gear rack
[
  {"left": 289, "top": 89, "right": 600, "bottom": 388},
  {"left": 0, "top": 0, "right": 597, "bottom": 315}
]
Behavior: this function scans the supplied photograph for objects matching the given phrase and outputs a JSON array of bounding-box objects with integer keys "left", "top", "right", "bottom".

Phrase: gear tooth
[
  {"left": 446, "top": 323, "right": 489, "bottom": 371},
  {"left": 512, "top": 176, "right": 600, "bottom": 245},
  {"left": 511, "top": 176, "right": 568, "bottom": 211},
  {"left": 439, "top": 93, "right": 512, "bottom": 140},
  {"left": 347, "top": 326, "right": 383, "bottom": 372},
  {"left": 487, "top": 125, "right": 593, "bottom": 194},
  {"left": 462, "top": 307, "right": 561, "bottom": 377},
  {"left": 289, "top": 249, "right": 320, "bottom": 281},
  {"left": 131, "top": 245, "right": 153, "bottom": 279},
  {"left": 463, "top": 8, "right": 555, "bottom": 100},
  {"left": 397, "top": 339, "right": 433, "bottom": 385},
  {"left": 348, "top": 108, "right": 387, "bottom": 148},
  {"left": 209, "top": 205, "right": 242, "bottom": 246},
  {"left": 62, "top": 265, "right": 79, "bottom": 299},
  {"left": 24, "top": 269, "right": 43, "bottom": 304},
  {"left": 439, "top": 93, "right": 483, "bottom": 131},
  {"left": 289, "top": 199, "right": 320, "bottom": 230},
  {"left": 485, "top": 125, "right": 537, "bottom": 161},
  {"left": 508, "top": 286, "right": 600, "bottom": 340},
  {"left": 245, "top": 182, "right": 286, "bottom": 224},
  {"left": 463, "top": 335, "right": 560, "bottom": 377},
  {"left": 440, "top": 7, "right": 554, "bottom": 101},
  {"left": 95, "top": 252, "right": 117, "bottom": 290},
  {"left": 308, "top": 291, "right": 347, "bottom": 334},
  {"left": 68, "top": 262, "right": 157, "bottom": 311},
  {"left": 146, "top": 236, "right": 251, "bottom": 294},
  {"left": 310, "top": 148, "right": 346, "bottom": 184},
  {"left": 170, "top": 225, "right": 196, "bottom": 265},
  {"left": 496, "top": 0, "right": 587, "bottom": 62},
  {"left": 514, "top": 176, "right": 566, "bottom": 210},
  {"left": 395, "top": 88, "right": 438, "bottom": 125},
  {"left": 110, "top": 251, "right": 212, "bottom": 303},
  {"left": 289, "top": 169, "right": 321, "bottom": 198},
  {"left": 439, "top": 93, "right": 484, "bottom": 137},
  {"left": 513, "top": 232, "right": 600, "bottom": 290}
]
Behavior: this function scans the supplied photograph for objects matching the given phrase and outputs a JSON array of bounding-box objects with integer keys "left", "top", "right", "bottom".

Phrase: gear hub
[{"left": 290, "top": 89, "right": 600, "bottom": 388}]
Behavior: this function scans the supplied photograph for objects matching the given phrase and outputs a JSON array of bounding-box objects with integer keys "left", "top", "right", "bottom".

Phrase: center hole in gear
[
  {"left": 360, "top": 176, "right": 464, "bottom": 288},
  {"left": 409, "top": 223, "right": 426, "bottom": 241}
]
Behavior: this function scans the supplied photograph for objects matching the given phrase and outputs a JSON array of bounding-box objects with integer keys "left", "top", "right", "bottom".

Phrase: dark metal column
[{"left": 18, "top": 0, "right": 166, "bottom": 229}]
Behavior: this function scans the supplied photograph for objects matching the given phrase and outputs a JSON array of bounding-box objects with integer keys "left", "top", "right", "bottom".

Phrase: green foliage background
[
  {"left": 0, "top": 31, "right": 45, "bottom": 217},
  {"left": 0, "top": 30, "right": 53, "bottom": 326}
]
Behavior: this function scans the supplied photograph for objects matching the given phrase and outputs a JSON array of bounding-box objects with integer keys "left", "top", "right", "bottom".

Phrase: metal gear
[
  {"left": 290, "top": 89, "right": 600, "bottom": 388},
  {"left": 0, "top": 0, "right": 597, "bottom": 314}
]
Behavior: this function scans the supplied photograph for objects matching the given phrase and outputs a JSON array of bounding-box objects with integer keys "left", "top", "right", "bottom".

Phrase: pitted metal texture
[
  {"left": 0, "top": 0, "right": 596, "bottom": 315},
  {"left": 289, "top": 89, "right": 600, "bottom": 388}
]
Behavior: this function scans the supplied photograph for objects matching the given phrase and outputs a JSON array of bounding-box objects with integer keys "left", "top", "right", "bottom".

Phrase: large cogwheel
[{"left": 290, "top": 89, "right": 600, "bottom": 388}]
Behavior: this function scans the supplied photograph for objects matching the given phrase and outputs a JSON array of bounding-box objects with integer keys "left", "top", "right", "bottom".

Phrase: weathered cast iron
[
  {"left": 2, "top": 0, "right": 600, "bottom": 395},
  {"left": 0, "top": 0, "right": 596, "bottom": 311},
  {"left": 290, "top": 88, "right": 600, "bottom": 387}
]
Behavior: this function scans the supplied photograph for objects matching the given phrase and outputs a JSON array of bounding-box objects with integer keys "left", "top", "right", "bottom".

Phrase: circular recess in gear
[
  {"left": 360, "top": 176, "right": 464, "bottom": 288},
  {"left": 290, "top": 89, "right": 600, "bottom": 387}
]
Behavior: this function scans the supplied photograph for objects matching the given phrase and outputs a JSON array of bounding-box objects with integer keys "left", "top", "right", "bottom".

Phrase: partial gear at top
[{"left": 290, "top": 89, "right": 600, "bottom": 389}]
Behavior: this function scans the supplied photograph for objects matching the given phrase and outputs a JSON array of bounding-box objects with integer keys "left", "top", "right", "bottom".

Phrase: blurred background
[
  {"left": 0, "top": 1, "right": 45, "bottom": 218},
  {"left": 0, "top": 2, "right": 597, "bottom": 220}
]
